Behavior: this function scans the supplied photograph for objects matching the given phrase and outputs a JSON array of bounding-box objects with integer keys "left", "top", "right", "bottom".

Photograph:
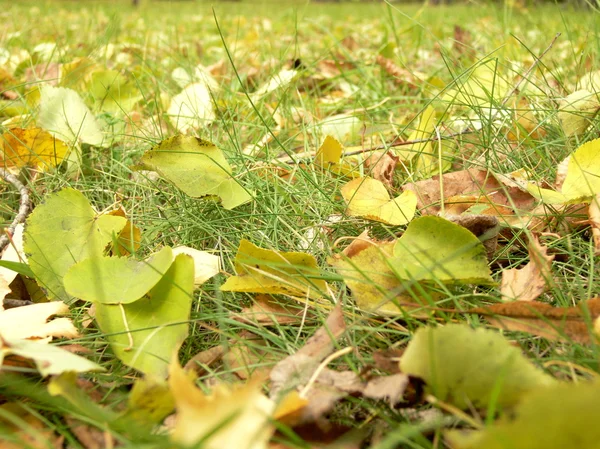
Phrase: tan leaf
[
  {"left": 474, "top": 298, "right": 600, "bottom": 344},
  {"left": 500, "top": 236, "right": 555, "bottom": 301},
  {"left": 363, "top": 151, "right": 399, "bottom": 188},
  {"left": 0, "top": 301, "right": 78, "bottom": 340},
  {"left": 589, "top": 194, "right": 600, "bottom": 256},
  {"left": 233, "top": 295, "right": 307, "bottom": 326},
  {"left": 402, "top": 168, "right": 536, "bottom": 215}
]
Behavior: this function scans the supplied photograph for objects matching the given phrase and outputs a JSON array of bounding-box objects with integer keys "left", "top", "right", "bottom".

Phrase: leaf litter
[{"left": 1, "top": 3, "right": 600, "bottom": 448}]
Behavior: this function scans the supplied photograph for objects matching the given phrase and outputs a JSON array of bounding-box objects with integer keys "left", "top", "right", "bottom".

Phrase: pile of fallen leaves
[{"left": 1, "top": 2, "right": 600, "bottom": 448}]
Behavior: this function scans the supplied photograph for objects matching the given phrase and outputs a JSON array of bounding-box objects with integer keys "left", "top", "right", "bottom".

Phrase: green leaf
[
  {"left": 94, "top": 253, "right": 194, "bottom": 378},
  {"left": 87, "top": 69, "right": 143, "bottom": 114},
  {"left": 329, "top": 241, "right": 438, "bottom": 316},
  {"left": 24, "top": 188, "right": 127, "bottom": 303},
  {"left": 2, "top": 336, "right": 104, "bottom": 377},
  {"left": 390, "top": 216, "right": 493, "bottom": 284},
  {"left": 64, "top": 247, "right": 174, "bottom": 304},
  {"left": 37, "top": 86, "right": 105, "bottom": 146},
  {"left": 399, "top": 324, "right": 556, "bottom": 410},
  {"left": 446, "top": 381, "right": 600, "bottom": 449},
  {"left": 220, "top": 239, "right": 327, "bottom": 299},
  {"left": 527, "top": 138, "right": 600, "bottom": 204},
  {"left": 121, "top": 377, "right": 175, "bottom": 426},
  {"left": 137, "top": 135, "right": 253, "bottom": 210}
]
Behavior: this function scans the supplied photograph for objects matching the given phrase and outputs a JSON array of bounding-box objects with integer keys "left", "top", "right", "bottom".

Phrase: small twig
[{"left": 0, "top": 168, "right": 30, "bottom": 253}]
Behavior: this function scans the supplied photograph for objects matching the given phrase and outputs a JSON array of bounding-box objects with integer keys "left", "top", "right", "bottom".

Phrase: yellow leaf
[
  {"left": 106, "top": 207, "right": 142, "bottom": 256},
  {"left": 169, "top": 361, "right": 274, "bottom": 449},
  {"left": 1, "top": 127, "right": 69, "bottom": 170},
  {"left": 558, "top": 90, "right": 600, "bottom": 136},
  {"left": 528, "top": 138, "right": 600, "bottom": 204},
  {"left": 341, "top": 177, "right": 416, "bottom": 225},
  {"left": 314, "top": 135, "right": 358, "bottom": 177},
  {"left": 220, "top": 240, "right": 327, "bottom": 299}
]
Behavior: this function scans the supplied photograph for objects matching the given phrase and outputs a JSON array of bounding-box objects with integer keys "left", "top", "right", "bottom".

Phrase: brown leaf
[
  {"left": 500, "top": 236, "right": 555, "bottom": 301},
  {"left": 444, "top": 213, "right": 499, "bottom": 260},
  {"left": 233, "top": 295, "right": 307, "bottom": 326},
  {"left": 66, "top": 417, "right": 112, "bottom": 449},
  {"left": 296, "top": 303, "right": 346, "bottom": 360},
  {"left": 184, "top": 345, "right": 226, "bottom": 375},
  {"left": 0, "top": 403, "right": 64, "bottom": 449},
  {"left": 589, "top": 194, "right": 600, "bottom": 256},
  {"left": 375, "top": 55, "right": 419, "bottom": 88},
  {"left": 363, "top": 151, "right": 399, "bottom": 188},
  {"left": 402, "top": 169, "right": 535, "bottom": 215},
  {"left": 372, "top": 348, "right": 404, "bottom": 374},
  {"left": 474, "top": 298, "right": 600, "bottom": 344}
]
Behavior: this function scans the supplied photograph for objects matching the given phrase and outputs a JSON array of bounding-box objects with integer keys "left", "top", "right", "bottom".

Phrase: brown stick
[{"left": 0, "top": 168, "right": 30, "bottom": 253}]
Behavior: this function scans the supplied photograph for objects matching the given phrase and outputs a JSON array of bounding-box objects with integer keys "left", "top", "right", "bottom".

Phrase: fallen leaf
[
  {"left": 220, "top": 239, "right": 327, "bottom": 300},
  {"left": 527, "top": 138, "right": 600, "bottom": 204},
  {"left": 363, "top": 151, "right": 399, "bottom": 187},
  {"left": 24, "top": 188, "right": 127, "bottom": 303},
  {"left": 0, "top": 403, "right": 63, "bottom": 449},
  {"left": 37, "top": 86, "right": 104, "bottom": 146},
  {"left": 0, "top": 301, "right": 78, "bottom": 340},
  {"left": 250, "top": 68, "right": 297, "bottom": 101},
  {"left": 0, "top": 127, "right": 69, "bottom": 170},
  {"left": 341, "top": 177, "right": 417, "bottom": 225},
  {"left": 446, "top": 381, "right": 600, "bottom": 449},
  {"left": 168, "top": 81, "right": 215, "bottom": 132},
  {"left": 329, "top": 238, "right": 435, "bottom": 316},
  {"left": 172, "top": 245, "right": 221, "bottom": 286},
  {"left": 87, "top": 69, "right": 143, "bottom": 115},
  {"left": 64, "top": 247, "right": 174, "bottom": 304},
  {"left": 589, "top": 194, "right": 600, "bottom": 255},
  {"left": 474, "top": 298, "right": 600, "bottom": 344},
  {"left": 1, "top": 335, "right": 104, "bottom": 376},
  {"left": 106, "top": 207, "right": 142, "bottom": 256},
  {"left": 137, "top": 135, "right": 252, "bottom": 210},
  {"left": 558, "top": 89, "right": 600, "bottom": 136},
  {"left": 169, "top": 360, "right": 275, "bottom": 449},
  {"left": 94, "top": 253, "right": 194, "bottom": 378},
  {"left": 391, "top": 216, "right": 493, "bottom": 284},
  {"left": 402, "top": 168, "right": 535, "bottom": 215},
  {"left": 375, "top": 55, "right": 419, "bottom": 88},
  {"left": 314, "top": 135, "right": 357, "bottom": 177},
  {"left": 121, "top": 377, "right": 175, "bottom": 425},
  {"left": 500, "top": 236, "right": 554, "bottom": 301},
  {"left": 399, "top": 324, "right": 556, "bottom": 409},
  {"left": 233, "top": 294, "right": 306, "bottom": 326}
]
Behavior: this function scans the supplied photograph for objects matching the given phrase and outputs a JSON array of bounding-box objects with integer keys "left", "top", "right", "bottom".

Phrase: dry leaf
[
  {"left": 475, "top": 298, "right": 600, "bottom": 344},
  {"left": 500, "top": 236, "right": 555, "bottom": 301},
  {"left": 0, "top": 301, "right": 78, "bottom": 340},
  {"left": 375, "top": 55, "right": 419, "bottom": 88},
  {"left": 233, "top": 295, "right": 307, "bottom": 326},
  {"left": 402, "top": 168, "right": 535, "bottom": 215},
  {"left": 363, "top": 151, "right": 399, "bottom": 188},
  {"left": 589, "top": 194, "right": 600, "bottom": 256}
]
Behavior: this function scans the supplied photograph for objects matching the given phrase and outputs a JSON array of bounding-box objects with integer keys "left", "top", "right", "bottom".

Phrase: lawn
[{"left": 1, "top": 0, "right": 600, "bottom": 448}]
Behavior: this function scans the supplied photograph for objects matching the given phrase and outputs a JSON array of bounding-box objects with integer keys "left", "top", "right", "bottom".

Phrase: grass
[{"left": 1, "top": 0, "right": 600, "bottom": 447}]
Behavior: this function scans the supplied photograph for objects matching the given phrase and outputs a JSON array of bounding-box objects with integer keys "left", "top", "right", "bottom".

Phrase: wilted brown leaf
[
  {"left": 474, "top": 298, "right": 600, "bottom": 344},
  {"left": 233, "top": 295, "right": 307, "bottom": 326},
  {"left": 588, "top": 194, "right": 600, "bottom": 256},
  {"left": 0, "top": 403, "right": 63, "bottom": 449},
  {"left": 375, "top": 55, "right": 420, "bottom": 89},
  {"left": 500, "top": 236, "right": 555, "bottom": 301},
  {"left": 363, "top": 151, "right": 399, "bottom": 188},
  {"left": 402, "top": 168, "right": 535, "bottom": 215}
]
